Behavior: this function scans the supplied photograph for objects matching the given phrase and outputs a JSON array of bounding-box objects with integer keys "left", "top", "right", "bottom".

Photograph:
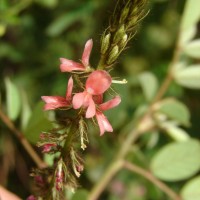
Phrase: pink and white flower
[
  {"left": 72, "top": 70, "right": 112, "bottom": 118},
  {"left": 41, "top": 76, "right": 73, "bottom": 110},
  {"left": 60, "top": 39, "right": 93, "bottom": 72}
]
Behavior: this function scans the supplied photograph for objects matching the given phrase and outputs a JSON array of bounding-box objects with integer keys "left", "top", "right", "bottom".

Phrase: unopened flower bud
[
  {"left": 76, "top": 164, "right": 84, "bottom": 173},
  {"left": 127, "top": 16, "right": 138, "bottom": 29},
  {"left": 120, "top": 6, "right": 130, "bottom": 24},
  {"left": 113, "top": 25, "right": 126, "bottom": 45},
  {"left": 41, "top": 143, "right": 57, "bottom": 153},
  {"left": 107, "top": 45, "right": 119, "bottom": 65},
  {"left": 34, "top": 175, "right": 45, "bottom": 186},
  {"left": 27, "top": 195, "right": 36, "bottom": 200},
  {"left": 70, "top": 147, "right": 83, "bottom": 178},
  {"left": 119, "top": 34, "right": 128, "bottom": 48},
  {"left": 101, "top": 33, "right": 111, "bottom": 54},
  {"left": 55, "top": 159, "right": 66, "bottom": 191}
]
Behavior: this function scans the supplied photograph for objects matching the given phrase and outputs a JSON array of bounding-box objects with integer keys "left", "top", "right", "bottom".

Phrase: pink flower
[
  {"left": 60, "top": 39, "right": 93, "bottom": 72},
  {"left": 72, "top": 70, "right": 112, "bottom": 118},
  {"left": 96, "top": 96, "right": 121, "bottom": 136},
  {"left": 27, "top": 195, "right": 36, "bottom": 200},
  {"left": 41, "top": 143, "right": 57, "bottom": 153},
  {"left": 41, "top": 76, "right": 73, "bottom": 110}
]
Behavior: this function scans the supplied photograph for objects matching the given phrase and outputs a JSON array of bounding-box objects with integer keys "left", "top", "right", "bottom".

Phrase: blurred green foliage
[{"left": 1, "top": 0, "right": 200, "bottom": 199}]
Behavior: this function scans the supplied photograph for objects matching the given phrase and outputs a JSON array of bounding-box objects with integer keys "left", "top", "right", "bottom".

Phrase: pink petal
[
  {"left": 86, "top": 70, "right": 112, "bottom": 95},
  {"left": 96, "top": 112, "right": 113, "bottom": 136},
  {"left": 66, "top": 76, "right": 73, "bottom": 99},
  {"left": 85, "top": 97, "right": 96, "bottom": 118},
  {"left": 99, "top": 96, "right": 121, "bottom": 111},
  {"left": 82, "top": 39, "right": 93, "bottom": 66},
  {"left": 60, "top": 58, "right": 85, "bottom": 72},
  {"left": 41, "top": 96, "right": 65, "bottom": 104},
  {"left": 41, "top": 96, "right": 69, "bottom": 110},
  {"left": 72, "top": 92, "right": 86, "bottom": 109}
]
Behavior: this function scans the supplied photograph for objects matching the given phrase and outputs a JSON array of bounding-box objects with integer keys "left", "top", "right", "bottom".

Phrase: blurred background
[{"left": 0, "top": 0, "right": 200, "bottom": 199}]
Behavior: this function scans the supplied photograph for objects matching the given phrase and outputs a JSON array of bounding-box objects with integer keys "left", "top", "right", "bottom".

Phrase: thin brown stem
[
  {"left": 88, "top": 130, "right": 142, "bottom": 200},
  {"left": 123, "top": 161, "right": 182, "bottom": 200},
  {"left": 88, "top": 159, "right": 124, "bottom": 200},
  {"left": 0, "top": 110, "right": 47, "bottom": 169}
]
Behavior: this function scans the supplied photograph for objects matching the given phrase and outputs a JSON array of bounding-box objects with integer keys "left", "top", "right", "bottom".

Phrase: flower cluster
[{"left": 42, "top": 39, "right": 121, "bottom": 136}]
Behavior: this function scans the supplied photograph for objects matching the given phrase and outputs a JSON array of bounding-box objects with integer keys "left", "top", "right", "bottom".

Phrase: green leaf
[
  {"left": 34, "top": 0, "right": 58, "bottom": 8},
  {"left": 71, "top": 189, "right": 88, "bottom": 200},
  {"left": 46, "top": 2, "right": 95, "bottom": 37},
  {"left": 20, "top": 90, "right": 32, "bottom": 130},
  {"left": 157, "top": 99, "right": 190, "bottom": 126},
  {"left": 183, "top": 39, "right": 200, "bottom": 59},
  {"left": 138, "top": 72, "right": 158, "bottom": 102},
  {"left": 0, "top": 24, "right": 6, "bottom": 37},
  {"left": 24, "top": 102, "right": 53, "bottom": 144},
  {"left": 181, "top": 0, "right": 200, "bottom": 30},
  {"left": 174, "top": 65, "right": 200, "bottom": 89},
  {"left": 5, "top": 78, "right": 21, "bottom": 120},
  {"left": 161, "top": 122, "right": 190, "bottom": 142},
  {"left": 180, "top": 26, "right": 196, "bottom": 45},
  {"left": 151, "top": 139, "right": 200, "bottom": 181},
  {"left": 181, "top": 176, "right": 200, "bottom": 200}
]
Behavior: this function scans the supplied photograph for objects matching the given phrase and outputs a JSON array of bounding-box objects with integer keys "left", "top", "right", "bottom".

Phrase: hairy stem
[
  {"left": 123, "top": 161, "right": 182, "bottom": 200},
  {"left": 0, "top": 110, "right": 47, "bottom": 169}
]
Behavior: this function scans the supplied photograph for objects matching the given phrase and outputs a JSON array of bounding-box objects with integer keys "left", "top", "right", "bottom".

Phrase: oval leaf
[
  {"left": 181, "top": 0, "right": 200, "bottom": 30},
  {"left": 5, "top": 78, "right": 21, "bottom": 120},
  {"left": 151, "top": 139, "right": 200, "bottom": 181},
  {"left": 157, "top": 99, "right": 190, "bottom": 126},
  {"left": 138, "top": 72, "right": 158, "bottom": 102},
  {"left": 174, "top": 65, "right": 200, "bottom": 89},
  {"left": 181, "top": 176, "right": 200, "bottom": 200},
  {"left": 161, "top": 121, "right": 190, "bottom": 142},
  {"left": 184, "top": 39, "right": 200, "bottom": 59},
  {"left": 24, "top": 102, "right": 53, "bottom": 144},
  {"left": 180, "top": 26, "right": 196, "bottom": 45}
]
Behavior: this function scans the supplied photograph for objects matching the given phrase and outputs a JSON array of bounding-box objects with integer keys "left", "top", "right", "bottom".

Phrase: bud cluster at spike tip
[{"left": 41, "top": 39, "right": 121, "bottom": 136}]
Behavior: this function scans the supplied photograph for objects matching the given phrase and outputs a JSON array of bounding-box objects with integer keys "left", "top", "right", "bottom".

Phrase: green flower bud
[
  {"left": 127, "top": 16, "right": 138, "bottom": 29},
  {"left": 113, "top": 25, "right": 126, "bottom": 44},
  {"left": 101, "top": 33, "right": 111, "bottom": 54},
  {"left": 119, "top": 34, "right": 128, "bottom": 48},
  {"left": 120, "top": 6, "right": 130, "bottom": 24},
  {"left": 107, "top": 45, "right": 119, "bottom": 65}
]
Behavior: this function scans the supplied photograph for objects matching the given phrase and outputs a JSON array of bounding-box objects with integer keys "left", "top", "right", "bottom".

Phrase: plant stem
[
  {"left": 88, "top": 129, "right": 143, "bottom": 200},
  {"left": 0, "top": 110, "right": 47, "bottom": 169},
  {"left": 97, "top": 55, "right": 107, "bottom": 70},
  {"left": 123, "top": 161, "right": 182, "bottom": 200},
  {"left": 88, "top": 159, "right": 124, "bottom": 200}
]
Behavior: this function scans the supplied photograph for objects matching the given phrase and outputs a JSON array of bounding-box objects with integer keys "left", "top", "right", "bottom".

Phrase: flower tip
[
  {"left": 41, "top": 96, "right": 47, "bottom": 102},
  {"left": 82, "top": 39, "right": 93, "bottom": 66}
]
